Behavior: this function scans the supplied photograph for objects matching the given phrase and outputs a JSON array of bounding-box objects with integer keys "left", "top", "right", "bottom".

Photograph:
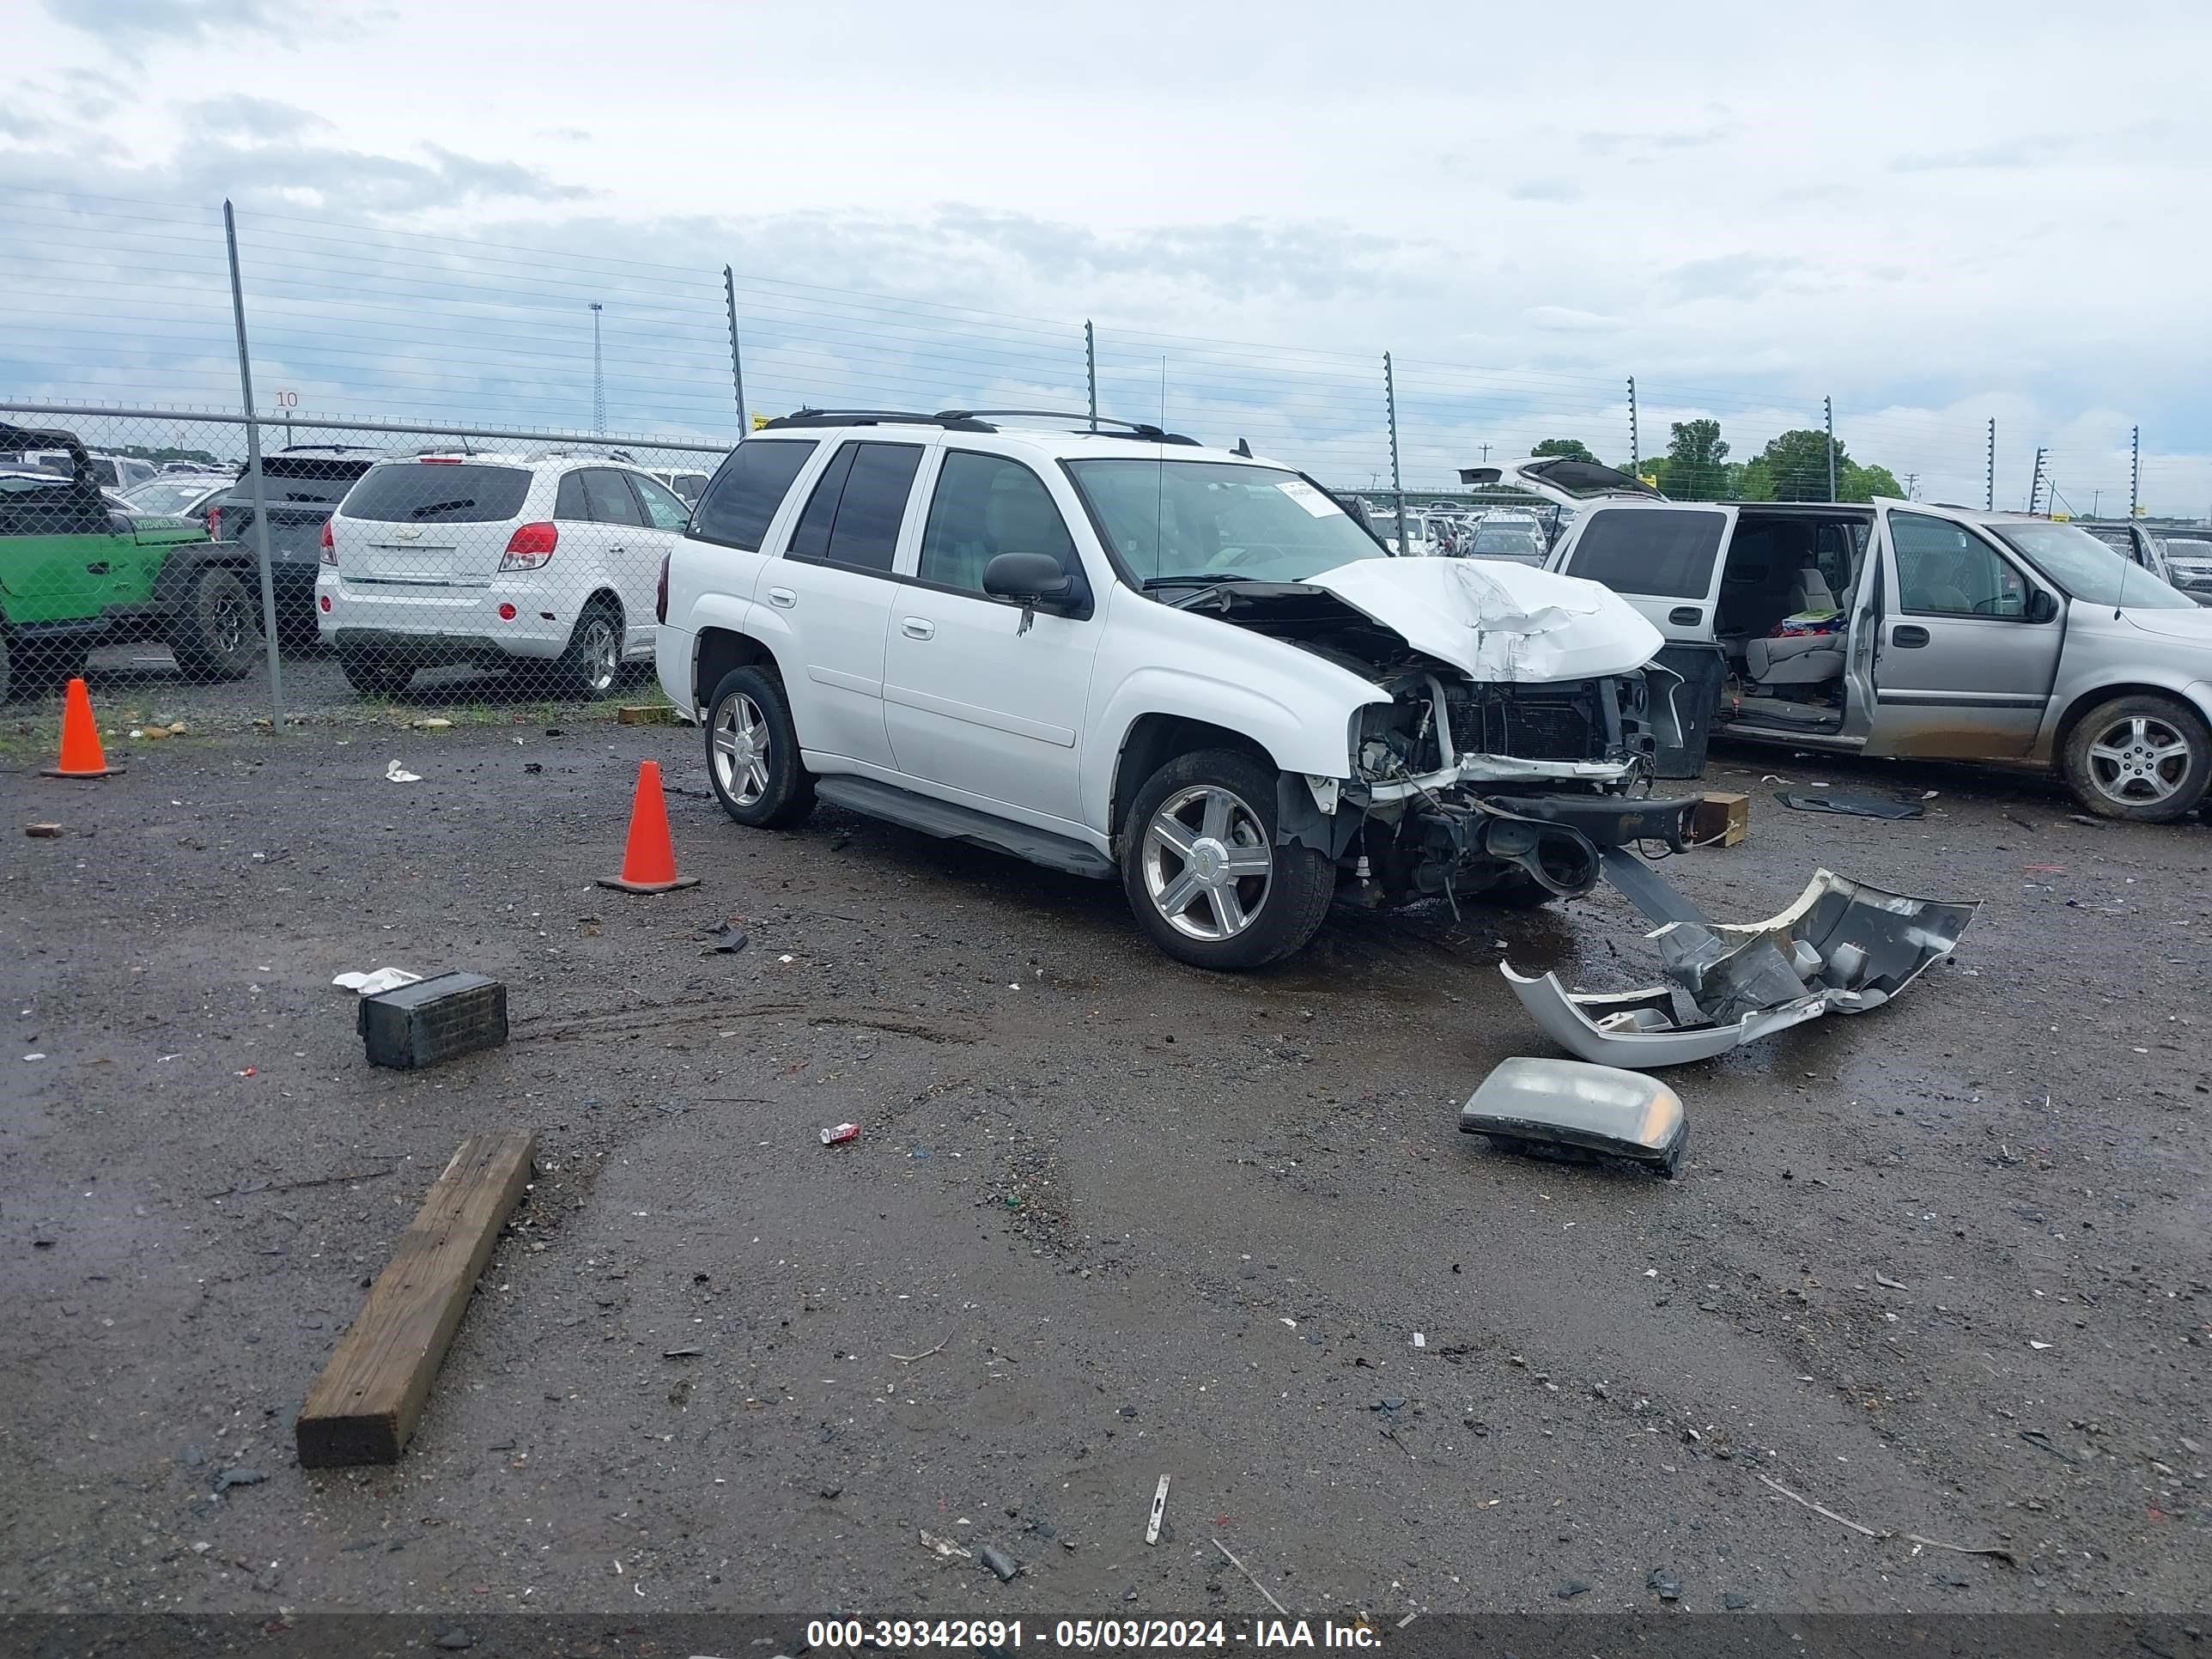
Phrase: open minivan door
[{"left": 1864, "top": 499, "right": 2063, "bottom": 760}]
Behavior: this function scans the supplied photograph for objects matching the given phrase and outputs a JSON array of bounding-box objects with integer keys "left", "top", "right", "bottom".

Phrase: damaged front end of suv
[{"left": 1190, "top": 557, "right": 1700, "bottom": 908}]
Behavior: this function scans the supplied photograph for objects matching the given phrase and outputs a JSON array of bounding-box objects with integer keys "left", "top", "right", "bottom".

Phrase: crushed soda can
[{"left": 819, "top": 1122, "right": 860, "bottom": 1146}]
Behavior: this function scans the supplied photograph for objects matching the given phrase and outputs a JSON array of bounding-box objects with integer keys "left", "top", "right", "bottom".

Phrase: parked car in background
[
  {"left": 209, "top": 446, "right": 380, "bottom": 646},
  {"left": 1467, "top": 455, "right": 2212, "bottom": 823},
  {"left": 0, "top": 422, "right": 268, "bottom": 696},
  {"left": 657, "top": 410, "right": 1696, "bottom": 970},
  {"left": 318, "top": 449, "right": 693, "bottom": 697},
  {"left": 648, "top": 467, "right": 714, "bottom": 507},
  {"left": 2156, "top": 530, "right": 2212, "bottom": 605},
  {"left": 119, "top": 471, "right": 234, "bottom": 525},
  {"left": 1464, "top": 508, "right": 1550, "bottom": 565},
  {"left": 2077, "top": 520, "right": 2212, "bottom": 607},
  {"left": 8, "top": 448, "right": 161, "bottom": 492}
]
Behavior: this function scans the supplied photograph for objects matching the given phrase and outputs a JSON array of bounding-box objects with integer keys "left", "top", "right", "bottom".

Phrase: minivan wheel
[
  {"left": 1121, "top": 748, "right": 1334, "bottom": 970},
  {"left": 168, "top": 565, "right": 263, "bottom": 682},
  {"left": 2063, "top": 694, "right": 2212, "bottom": 823},
  {"left": 706, "top": 666, "right": 815, "bottom": 829},
  {"left": 558, "top": 599, "right": 623, "bottom": 699}
]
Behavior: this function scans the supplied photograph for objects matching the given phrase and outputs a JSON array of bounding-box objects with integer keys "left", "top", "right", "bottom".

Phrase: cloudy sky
[{"left": 3, "top": 0, "right": 2209, "bottom": 512}]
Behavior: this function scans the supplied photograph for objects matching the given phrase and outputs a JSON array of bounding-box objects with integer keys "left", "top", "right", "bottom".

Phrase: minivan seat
[
  {"left": 1748, "top": 562, "right": 1845, "bottom": 685},
  {"left": 1790, "top": 565, "right": 1836, "bottom": 612}
]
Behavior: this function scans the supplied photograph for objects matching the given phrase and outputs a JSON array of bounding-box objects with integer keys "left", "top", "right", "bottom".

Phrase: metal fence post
[
  {"left": 1824, "top": 395, "right": 1837, "bottom": 500},
  {"left": 1085, "top": 320, "right": 1098, "bottom": 430},
  {"left": 722, "top": 267, "right": 747, "bottom": 433},
  {"left": 1626, "top": 376, "right": 1638, "bottom": 474},
  {"left": 221, "top": 199, "right": 285, "bottom": 727},
  {"left": 2130, "top": 424, "right": 2140, "bottom": 517},
  {"left": 1383, "top": 352, "right": 1407, "bottom": 555},
  {"left": 1985, "top": 417, "right": 1995, "bottom": 510}
]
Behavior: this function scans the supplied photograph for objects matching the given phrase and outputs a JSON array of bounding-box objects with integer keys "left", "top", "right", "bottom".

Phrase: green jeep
[{"left": 0, "top": 422, "right": 267, "bottom": 700}]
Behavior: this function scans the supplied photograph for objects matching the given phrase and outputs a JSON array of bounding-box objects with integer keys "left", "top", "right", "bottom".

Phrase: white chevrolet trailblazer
[{"left": 656, "top": 410, "right": 1694, "bottom": 969}]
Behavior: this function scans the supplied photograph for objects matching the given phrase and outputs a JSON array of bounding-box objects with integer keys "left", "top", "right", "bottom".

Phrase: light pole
[{"left": 588, "top": 301, "right": 605, "bottom": 435}]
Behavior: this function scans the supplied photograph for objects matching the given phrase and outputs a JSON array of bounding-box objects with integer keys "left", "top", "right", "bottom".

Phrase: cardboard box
[{"left": 1692, "top": 791, "right": 1749, "bottom": 848}]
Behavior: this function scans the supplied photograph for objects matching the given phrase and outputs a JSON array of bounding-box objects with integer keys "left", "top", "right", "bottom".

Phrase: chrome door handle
[
  {"left": 901, "top": 617, "right": 935, "bottom": 640},
  {"left": 768, "top": 586, "right": 797, "bottom": 609}
]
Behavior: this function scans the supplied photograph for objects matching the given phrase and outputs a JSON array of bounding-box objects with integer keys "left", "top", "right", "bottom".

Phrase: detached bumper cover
[{"left": 1504, "top": 866, "right": 1979, "bottom": 1069}]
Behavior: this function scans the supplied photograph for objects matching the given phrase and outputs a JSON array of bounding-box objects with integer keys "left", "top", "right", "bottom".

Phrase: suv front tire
[
  {"left": 706, "top": 665, "right": 815, "bottom": 829},
  {"left": 1121, "top": 748, "right": 1333, "bottom": 969}
]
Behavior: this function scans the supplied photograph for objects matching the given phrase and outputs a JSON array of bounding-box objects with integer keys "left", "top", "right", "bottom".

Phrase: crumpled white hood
[{"left": 1305, "top": 556, "right": 1663, "bottom": 683}]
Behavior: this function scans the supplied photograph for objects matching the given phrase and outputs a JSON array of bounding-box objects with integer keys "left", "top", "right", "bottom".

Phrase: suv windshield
[
  {"left": 1065, "top": 460, "right": 1386, "bottom": 586},
  {"left": 1988, "top": 520, "right": 2196, "bottom": 610},
  {"left": 342, "top": 463, "right": 533, "bottom": 525}
]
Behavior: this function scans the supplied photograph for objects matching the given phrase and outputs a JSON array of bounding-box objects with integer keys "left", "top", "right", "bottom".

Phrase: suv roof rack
[
  {"left": 936, "top": 409, "right": 1201, "bottom": 446},
  {"left": 761, "top": 409, "right": 996, "bottom": 433},
  {"left": 759, "top": 407, "right": 1202, "bottom": 445},
  {"left": 523, "top": 446, "right": 638, "bottom": 464}
]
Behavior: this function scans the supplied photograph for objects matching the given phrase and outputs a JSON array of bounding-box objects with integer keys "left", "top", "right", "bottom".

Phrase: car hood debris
[{"left": 1504, "top": 864, "right": 1980, "bottom": 1069}]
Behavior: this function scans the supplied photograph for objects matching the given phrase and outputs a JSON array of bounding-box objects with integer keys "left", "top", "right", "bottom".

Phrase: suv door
[
  {"left": 768, "top": 438, "right": 927, "bottom": 769},
  {"left": 0, "top": 473, "right": 128, "bottom": 623},
  {"left": 1868, "top": 505, "right": 2063, "bottom": 758},
  {"left": 622, "top": 471, "right": 694, "bottom": 654},
  {"left": 1553, "top": 503, "right": 1732, "bottom": 641},
  {"left": 574, "top": 469, "right": 657, "bottom": 657},
  {"left": 880, "top": 448, "right": 1103, "bottom": 826}
]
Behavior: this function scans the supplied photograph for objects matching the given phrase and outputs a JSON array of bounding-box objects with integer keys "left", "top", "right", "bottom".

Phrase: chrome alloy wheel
[
  {"left": 1140, "top": 783, "right": 1273, "bottom": 941},
  {"left": 2086, "top": 712, "right": 2193, "bottom": 806},
  {"left": 713, "top": 691, "right": 771, "bottom": 807},
  {"left": 578, "top": 614, "right": 620, "bottom": 694}
]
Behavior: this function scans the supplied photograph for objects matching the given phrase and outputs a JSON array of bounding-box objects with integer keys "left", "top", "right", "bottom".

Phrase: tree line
[{"left": 1530, "top": 420, "right": 1905, "bottom": 503}]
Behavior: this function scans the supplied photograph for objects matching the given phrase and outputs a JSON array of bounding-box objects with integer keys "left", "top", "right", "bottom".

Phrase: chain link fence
[{"left": 5, "top": 184, "right": 2203, "bottom": 736}]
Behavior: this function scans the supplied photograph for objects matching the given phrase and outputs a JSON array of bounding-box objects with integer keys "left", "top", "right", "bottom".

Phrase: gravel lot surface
[{"left": 3, "top": 722, "right": 2207, "bottom": 1626}]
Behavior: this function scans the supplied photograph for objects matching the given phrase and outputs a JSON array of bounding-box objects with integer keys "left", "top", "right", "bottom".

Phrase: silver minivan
[{"left": 1461, "top": 458, "right": 2212, "bottom": 823}]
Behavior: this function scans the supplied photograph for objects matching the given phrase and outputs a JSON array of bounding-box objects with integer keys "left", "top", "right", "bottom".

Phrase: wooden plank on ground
[
  {"left": 295, "top": 1129, "right": 535, "bottom": 1468},
  {"left": 616, "top": 703, "right": 675, "bottom": 726}
]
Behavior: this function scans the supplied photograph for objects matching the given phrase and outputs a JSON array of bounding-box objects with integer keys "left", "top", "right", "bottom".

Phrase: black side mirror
[
  {"left": 2027, "top": 588, "right": 2059, "bottom": 623},
  {"left": 983, "top": 551, "right": 1074, "bottom": 605}
]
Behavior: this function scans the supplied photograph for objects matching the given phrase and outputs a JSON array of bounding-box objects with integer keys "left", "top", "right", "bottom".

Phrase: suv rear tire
[
  {"left": 1121, "top": 748, "right": 1334, "bottom": 969},
  {"left": 337, "top": 645, "right": 414, "bottom": 699},
  {"left": 560, "top": 598, "right": 623, "bottom": 700},
  {"left": 706, "top": 666, "right": 815, "bottom": 829},
  {"left": 2062, "top": 693, "right": 2212, "bottom": 823},
  {"left": 168, "top": 565, "right": 263, "bottom": 683}
]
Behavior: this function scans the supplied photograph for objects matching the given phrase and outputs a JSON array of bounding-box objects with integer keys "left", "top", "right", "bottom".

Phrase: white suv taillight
[
  {"left": 500, "top": 521, "right": 557, "bottom": 571},
  {"left": 319, "top": 518, "right": 336, "bottom": 565}
]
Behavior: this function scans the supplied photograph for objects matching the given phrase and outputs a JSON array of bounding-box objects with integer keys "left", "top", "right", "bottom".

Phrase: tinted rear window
[
  {"left": 226, "top": 454, "right": 376, "bottom": 505},
  {"left": 1568, "top": 508, "right": 1728, "bottom": 599},
  {"left": 787, "top": 441, "right": 922, "bottom": 574},
  {"left": 342, "top": 464, "right": 532, "bottom": 525},
  {"left": 692, "top": 439, "right": 815, "bottom": 552}
]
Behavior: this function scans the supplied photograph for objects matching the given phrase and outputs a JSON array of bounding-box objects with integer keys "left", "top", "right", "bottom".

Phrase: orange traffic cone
[
  {"left": 597, "top": 759, "right": 699, "bottom": 894},
  {"left": 42, "top": 678, "right": 120, "bottom": 779}
]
